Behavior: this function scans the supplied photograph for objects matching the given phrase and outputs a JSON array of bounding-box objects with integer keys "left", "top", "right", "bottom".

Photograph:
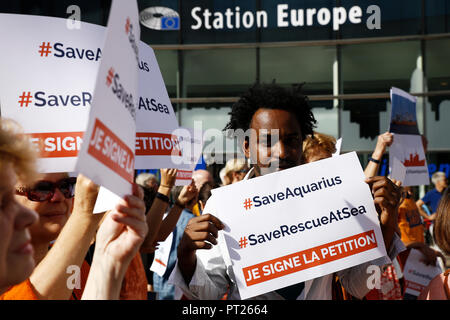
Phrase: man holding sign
[{"left": 169, "top": 83, "right": 405, "bottom": 300}]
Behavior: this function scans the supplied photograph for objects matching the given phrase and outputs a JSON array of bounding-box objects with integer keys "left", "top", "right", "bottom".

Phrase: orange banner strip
[
  {"left": 135, "top": 132, "right": 181, "bottom": 156},
  {"left": 87, "top": 118, "right": 134, "bottom": 183},
  {"left": 243, "top": 230, "right": 378, "bottom": 287},
  {"left": 28, "top": 132, "right": 84, "bottom": 158}
]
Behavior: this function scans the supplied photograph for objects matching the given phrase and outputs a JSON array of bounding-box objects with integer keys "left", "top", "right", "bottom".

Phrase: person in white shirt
[{"left": 169, "top": 83, "right": 404, "bottom": 300}]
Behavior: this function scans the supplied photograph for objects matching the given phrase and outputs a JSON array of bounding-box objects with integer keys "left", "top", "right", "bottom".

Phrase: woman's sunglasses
[{"left": 16, "top": 177, "right": 77, "bottom": 202}]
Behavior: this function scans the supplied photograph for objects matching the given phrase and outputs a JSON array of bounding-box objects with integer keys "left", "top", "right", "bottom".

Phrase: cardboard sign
[
  {"left": 212, "top": 152, "right": 387, "bottom": 299},
  {"left": 76, "top": 0, "right": 140, "bottom": 198},
  {"left": 0, "top": 14, "right": 104, "bottom": 172},
  {"left": 403, "top": 249, "right": 443, "bottom": 298},
  {"left": 135, "top": 42, "right": 185, "bottom": 170},
  {"left": 389, "top": 134, "right": 429, "bottom": 186}
]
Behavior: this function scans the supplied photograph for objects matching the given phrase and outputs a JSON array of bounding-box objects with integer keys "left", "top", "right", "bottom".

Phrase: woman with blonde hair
[
  {"left": 0, "top": 119, "right": 39, "bottom": 294},
  {"left": 302, "top": 132, "right": 337, "bottom": 163},
  {"left": 223, "top": 158, "right": 249, "bottom": 185}
]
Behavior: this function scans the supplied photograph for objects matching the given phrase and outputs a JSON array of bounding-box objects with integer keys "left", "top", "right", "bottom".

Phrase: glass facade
[{"left": 1, "top": 0, "right": 450, "bottom": 182}]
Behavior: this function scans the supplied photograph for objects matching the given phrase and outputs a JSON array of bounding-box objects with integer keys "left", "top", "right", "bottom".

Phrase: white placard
[
  {"left": 135, "top": 42, "right": 185, "bottom": 170},
  {"left": 403, "top": 248, "right": 443, "bottom": 297},
  {"left": 151, "top": 232, "right": 174, "bottom": 277},
  {"left": 0, "top": 14, "right": 104, "bottom": 172},
  {"left": 389, "top": 134, "right": 429, "bottom": 187},
  {"left": 0, "top": 13, "right": 183, "bottom": 177},
  {"left": 76, "top": 0, "right": 140, "bottom": 198},
  {"left": 212, "top": 152, "right": 387, "bottom": 299},
  {"left": 390, "top": 156, "right": 407, "bottom": 184},
  {"left": 388, "top": 87, "right": 429, "bottom": 187}
]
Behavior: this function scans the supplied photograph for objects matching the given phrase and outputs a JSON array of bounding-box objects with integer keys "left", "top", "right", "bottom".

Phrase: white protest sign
[
  {"left": 151, "top": 232, "right": 174, "bottom": 277},
  {"left": 0, "top": 13, "right": 182, "bottom": 176},
  {"left": 93, "top": 41, "right": 184, "bottom": 213},
  {"left": 93, "top": 185, "right": 121, "bottom": 214},
  {"left": 135, "top": 42, "right": 185, "bottom": 169},
  {"left": 173, "top": 127, "right": 204, "bottom": 186},
  {"left": 389, "top": 134, "right": 429, "bottom": 187},
  {"left": 76, "top": 0, "right": 140, "bottom": 198},
  {"left": 390, "top": 156, "right": 407, "bottom": 184},
  {"left": 388, "top": 87, "right": 429, "bottom": 187},
  {"left": 403, "top": 249, "right": 443, "bottom": 298},
  {"left": 0, "top": 14, "right": 103, "bottom": 172},
  {"left": 212, "top": 152, "right": 387, "bottom": 299}
]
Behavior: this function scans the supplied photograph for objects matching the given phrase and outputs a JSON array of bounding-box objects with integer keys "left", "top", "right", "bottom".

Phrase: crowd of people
[{"left": 0, "top": 83, "right": 449, "bottom": 300}]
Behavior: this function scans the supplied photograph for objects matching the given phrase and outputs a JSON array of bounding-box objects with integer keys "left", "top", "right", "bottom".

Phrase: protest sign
[
  {"left": 75, "top": 0, "right": 140, "bottom": 198},
  {"left": 402, "top": 249, "right": 443, "bottom": 299},
  {"left": 0, "top": 13, "right": 182, "bottom": 176},
  {"left": 389, "top": 134, "right": 429, "bottom": 186},
  {"left": 390, "top": 157, "right": 407, "bottom": 184},
  {"left": 389, "top": 88, "right": 420, "bottom": 135},
  {"left": 151, "top": 231, "right": 174, "bottom": 277},
  {"left": 0, "top": 14, "right": 103, "bottom": 172},
  {"left": 212, "top": 152, "right": 387, "bottom": 299},
  {"left": 135, "top": 42, "right": 184, "bottom": 170},
  {"left": 389, "top": 88, "right": 429, "bottom": 186}
]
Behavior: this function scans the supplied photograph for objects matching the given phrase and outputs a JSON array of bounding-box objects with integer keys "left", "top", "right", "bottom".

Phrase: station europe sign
[{"left": 141, "top": 4, "right": 381, "bottom": 32}]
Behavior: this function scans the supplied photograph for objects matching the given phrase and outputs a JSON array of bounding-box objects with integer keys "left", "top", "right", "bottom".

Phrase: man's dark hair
[{"left": 224, "top": 83, "right": 316, "bottom": 139}]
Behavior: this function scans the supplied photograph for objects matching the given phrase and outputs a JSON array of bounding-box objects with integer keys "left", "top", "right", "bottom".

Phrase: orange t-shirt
[
  {"left": 0, "top": 254, "right": 147, "bottom": 300},
  {"left": 0, "top": 278, "right": 38, "bottom": 300},
  {"left": 119, "top": 253, "right": 148, "bottom": 300},
  {"left": 0, "top": 260, "right": 90, "bottom": 300},
  {"left": 398, "top": 197, "right": 424, "bottom": 245}
]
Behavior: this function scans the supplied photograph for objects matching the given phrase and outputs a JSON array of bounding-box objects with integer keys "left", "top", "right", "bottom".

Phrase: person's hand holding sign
[
  {"left": 365, "top": 176, "right": 402, "bottom": 250},
  {"left": 177, "top": 214, "right": 224, "bottom": 285},
  {"left": 83, "top": 184, "right": 147, "bottom": 300}
]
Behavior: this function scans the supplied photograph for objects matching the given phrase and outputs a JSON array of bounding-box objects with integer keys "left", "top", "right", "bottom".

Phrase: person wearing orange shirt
[
  {"left": 1, "top": 173, "right": 104, "bottom": 300},
  {"left": 398, "top": 186, "right": 425, "bottom": 246},
  {"left": 1, "top": 172, "right": 148, "bottom": 300}
]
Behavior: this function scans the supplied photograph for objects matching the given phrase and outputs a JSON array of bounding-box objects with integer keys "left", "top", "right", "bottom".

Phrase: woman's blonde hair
[
  {"left": 223, "top": 158, "right": 248, "bottom": 185},
  {"left": 302, "top": 132, "right": 337, "bottom": 163},
  {"left": 0, "top": 118, "right": 38, "bottom": 184}
]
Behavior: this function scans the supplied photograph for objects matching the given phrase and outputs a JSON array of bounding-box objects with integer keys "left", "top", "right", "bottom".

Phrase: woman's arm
[
  {"left": 29, "top": 174, "right": 102, "bottom": 300},
  {"left": 82, "top": 184, "right": 147, "bottom": 300},
  {"left": 364, "top": 132, "right": 393, "bottom": 179},
  {"left": 140, "top": 169, "right": 177, "bottom": 253},
  {"left": 155, "top": 180, "right": 198, "bottom": 244}
]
